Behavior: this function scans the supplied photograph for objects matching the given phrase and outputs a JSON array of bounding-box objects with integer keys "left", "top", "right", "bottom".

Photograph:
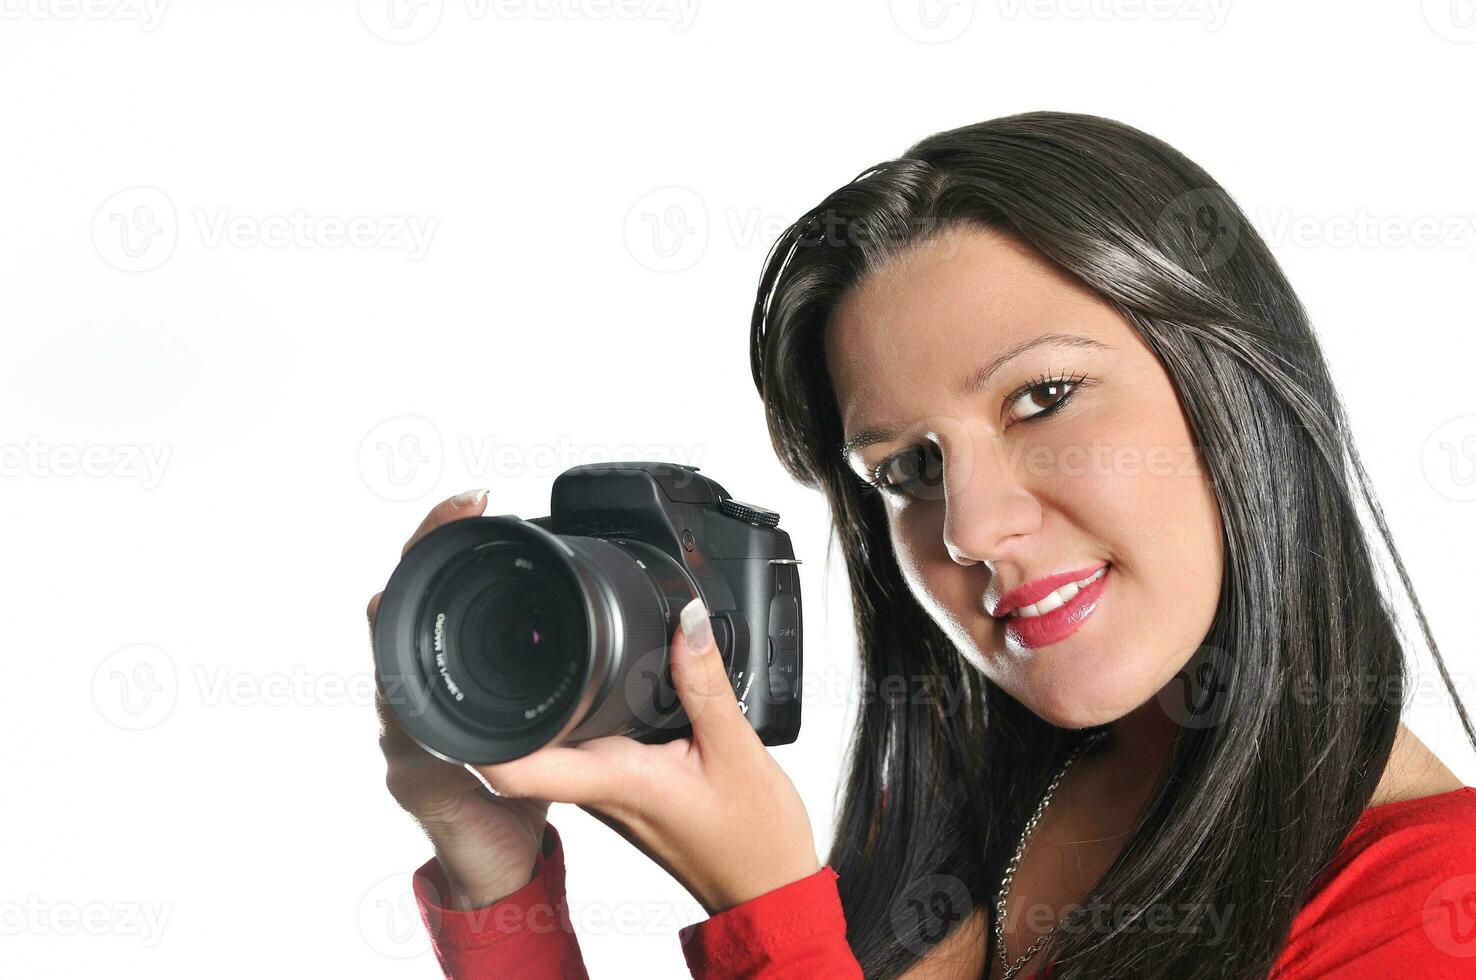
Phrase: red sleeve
[
  {"left": 1271, "top": 787, "right": 1476, "bottom": 979},
  {"left": 677, "top": 865, "right": 863, "bottom": 977},
  {"left": 412, "top": 822, "right": 589, "bottom": 980}
]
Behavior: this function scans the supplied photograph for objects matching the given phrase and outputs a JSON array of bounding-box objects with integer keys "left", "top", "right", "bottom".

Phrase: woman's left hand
[{"left": 471, "top": 598, "right": 821, "bottom": 915}]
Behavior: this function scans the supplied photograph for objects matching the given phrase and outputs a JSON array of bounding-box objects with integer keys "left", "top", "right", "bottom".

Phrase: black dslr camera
[{"left": 373, "top": 461, "right": 802, "bottom": 765}]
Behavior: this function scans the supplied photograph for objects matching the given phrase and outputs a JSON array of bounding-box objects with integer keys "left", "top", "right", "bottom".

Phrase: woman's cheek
[
  {"left": 889, "top": 497, "right": 944, "bottom": 561},
  {"left": 1035, "top": 399, "right": 1189, "bottom": 540},
  {"left": 889, "top": 504, "right": 976, "bottom": 620}
]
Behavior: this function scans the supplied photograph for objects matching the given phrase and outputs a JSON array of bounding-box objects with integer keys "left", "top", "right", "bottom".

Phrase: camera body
[{"left": 373, "top": 461, "right": 802, "bottom": 765}]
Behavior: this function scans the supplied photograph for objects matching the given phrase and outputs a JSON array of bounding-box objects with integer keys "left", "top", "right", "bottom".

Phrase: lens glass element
[{"left": 419, "top": 540, "right": 588, "bottom": 737}]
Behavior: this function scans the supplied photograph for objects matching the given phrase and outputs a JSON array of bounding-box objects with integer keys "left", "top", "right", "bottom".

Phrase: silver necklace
[{"left": 992, "top": 731, "right": 1108, "bottom": 980}]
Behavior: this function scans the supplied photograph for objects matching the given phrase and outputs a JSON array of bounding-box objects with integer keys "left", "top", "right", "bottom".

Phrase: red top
[{"left": 412, "top": 786, "right": 1476, "bottom": 978}]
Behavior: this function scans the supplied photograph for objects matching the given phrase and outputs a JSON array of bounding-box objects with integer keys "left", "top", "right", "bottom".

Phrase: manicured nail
[
  {"left": 453, "top": 489, "right": 488, "bottom": 506},
  {"left": 679, "top": 597, "right": 713, "bottom": 651}
]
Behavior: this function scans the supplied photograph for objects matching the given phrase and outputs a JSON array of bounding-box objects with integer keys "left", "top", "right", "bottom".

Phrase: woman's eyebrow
[
  {"left": 837, "top": 332, "right": 1113, "bottom": 464},
  {"left": 959, "top": 332, "right": 1113, "bottom": 398},
  {"left": 838, "top": 428, "right": 895, "bottom": 463}
]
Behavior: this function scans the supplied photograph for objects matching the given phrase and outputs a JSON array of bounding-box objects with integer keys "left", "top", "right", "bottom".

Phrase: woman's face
[{"left": 823, "top": 224, "right": 1224, "bottom": 729}]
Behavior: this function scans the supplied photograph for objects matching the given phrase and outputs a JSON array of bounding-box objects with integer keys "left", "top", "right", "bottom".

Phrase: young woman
[{"left": 367, "top": 111, "right": 1476, "bottom": 979}]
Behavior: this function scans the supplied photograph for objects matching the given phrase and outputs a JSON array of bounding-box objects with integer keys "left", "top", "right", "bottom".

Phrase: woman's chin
[
  {"left": 1016, "top": 666, "right": 1146, "bottom": 730},
  {"left": 1026, "top": 699, "right": 1123, "bottom": 730}
]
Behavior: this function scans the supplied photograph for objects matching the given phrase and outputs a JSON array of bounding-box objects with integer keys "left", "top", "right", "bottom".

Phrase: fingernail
[
  {"left": 679, "top": 597, "right": 713, "bottom": 651},
  {"left": 453, "top": 489, "right": 488, "bottom": 506}
]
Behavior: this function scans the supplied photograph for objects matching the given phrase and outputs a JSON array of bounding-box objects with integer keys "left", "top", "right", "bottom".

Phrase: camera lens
[
  {"left": 373, "top": 516, "right": 697, "bottom": 765},
  {"left": 426, "top": 540, "right": 587, "bottom": 736},
  {"left": 459, "top": 582, "right": 560, "bottom": 699}
]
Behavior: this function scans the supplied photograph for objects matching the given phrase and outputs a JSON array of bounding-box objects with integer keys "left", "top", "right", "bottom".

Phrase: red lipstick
[
  {"left": 989, "top": 562, "right": 1109, "bottom": 619},
  {"left": 990, "top": 562, "right": 1110, "bottom": 650}
]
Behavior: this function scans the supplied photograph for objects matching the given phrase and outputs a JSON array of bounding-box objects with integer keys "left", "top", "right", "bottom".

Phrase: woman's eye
[
  {"left": 1006, "top": 375, "right": 1085, "bottom": 424},
  {"left": 872, "top": 441, "right": 945, "bottom": 499},
  {"left": 863, "top": 373, "right": 1091, "bottom": 499}
]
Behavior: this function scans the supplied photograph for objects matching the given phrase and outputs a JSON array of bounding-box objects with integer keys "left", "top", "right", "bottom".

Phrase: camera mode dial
[{"left": 717, "top": 497, "right": 781, "bottom": 528}]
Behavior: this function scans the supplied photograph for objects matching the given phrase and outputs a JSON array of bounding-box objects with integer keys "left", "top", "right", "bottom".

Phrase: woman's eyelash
[
  {"left": 1003, "top": 370, "right": 1090, "bottom": 422},
  {"left": 858, "top": 370, "right": 1092, "bottom": 498}
]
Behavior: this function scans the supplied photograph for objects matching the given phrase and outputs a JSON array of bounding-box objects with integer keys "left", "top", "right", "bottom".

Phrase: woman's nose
[{"left": 940, "top": 437, "right": 1041, "bottom": 565}]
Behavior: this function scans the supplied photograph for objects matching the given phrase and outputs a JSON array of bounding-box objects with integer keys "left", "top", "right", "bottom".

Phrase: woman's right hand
[{"left": 368, "top": 490, "right": 552, "bottom": 910}]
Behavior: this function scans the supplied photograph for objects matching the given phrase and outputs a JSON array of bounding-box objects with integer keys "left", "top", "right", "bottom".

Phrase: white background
[{"left": 3, "top": 2, "right": 1475, "bottom": 977}]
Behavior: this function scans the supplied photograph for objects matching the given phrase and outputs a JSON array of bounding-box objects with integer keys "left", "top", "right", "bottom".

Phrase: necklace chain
[{"left": 992, "top": 731, "right": 1108, "bottom": 980}]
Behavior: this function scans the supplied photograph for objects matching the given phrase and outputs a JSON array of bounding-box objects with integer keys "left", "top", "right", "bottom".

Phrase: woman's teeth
[{"left": 1006, "top": 565, "right": 1108, "bottom": 619}]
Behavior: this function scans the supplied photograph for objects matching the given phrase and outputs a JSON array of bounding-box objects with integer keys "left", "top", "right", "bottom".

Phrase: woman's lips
[{"left": 998, "top": 564, "right": 1110, "bottom": 649}]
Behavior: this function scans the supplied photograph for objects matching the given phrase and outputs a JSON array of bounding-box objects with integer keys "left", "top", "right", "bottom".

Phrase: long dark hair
[{"left": 748, "top": 110, "right": 1476, "bottom": 979}]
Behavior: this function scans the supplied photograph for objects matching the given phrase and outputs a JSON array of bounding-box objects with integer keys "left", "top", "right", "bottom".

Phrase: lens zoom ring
[{"left": 562, "top": 536, "right": 670, "bottom": 674}]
